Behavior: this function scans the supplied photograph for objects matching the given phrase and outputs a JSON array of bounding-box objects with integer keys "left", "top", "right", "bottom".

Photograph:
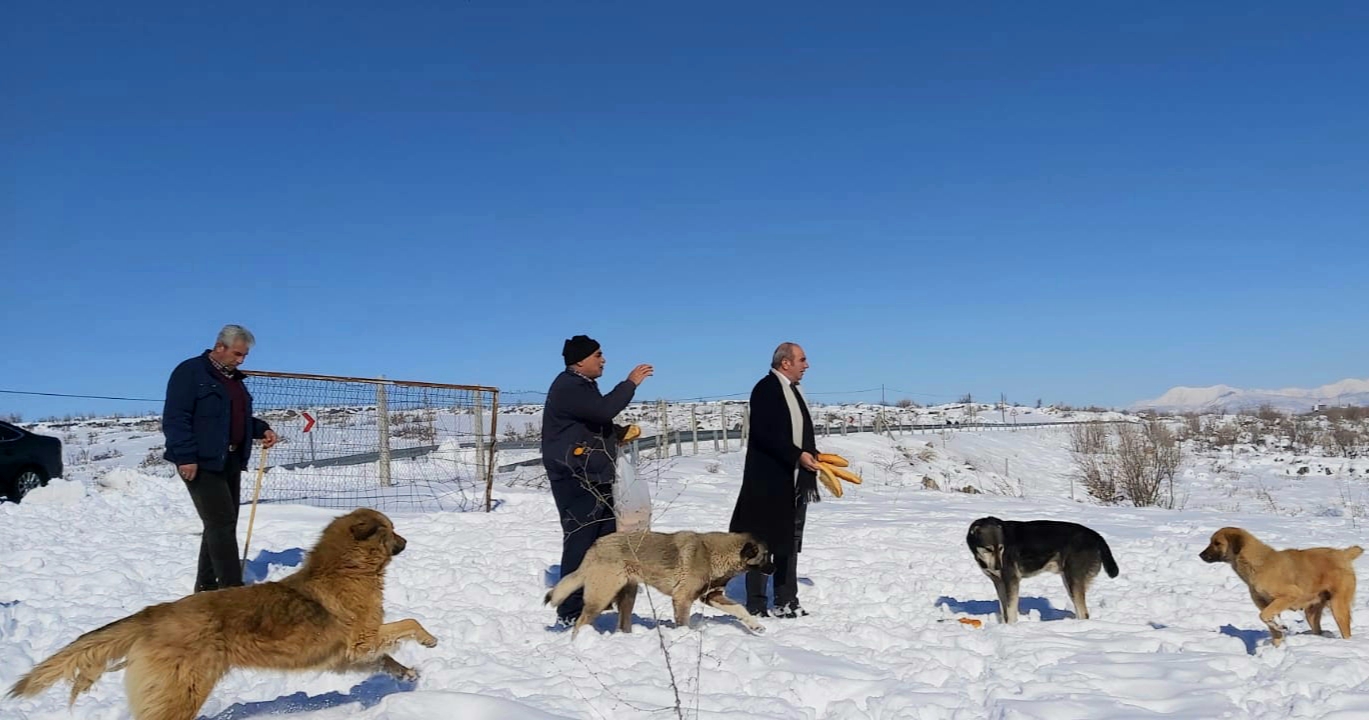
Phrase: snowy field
[{"left": 4, "top": 418, "right": 1369, "bottom": 719}]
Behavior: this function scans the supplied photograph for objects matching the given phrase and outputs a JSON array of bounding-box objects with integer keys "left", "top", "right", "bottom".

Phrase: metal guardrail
[
  {"left": 265, "top": 418, "right": 1131, "bottom": 474},
  {"left": 489, "top": 418, "right": 1132, "bottom": 472}
]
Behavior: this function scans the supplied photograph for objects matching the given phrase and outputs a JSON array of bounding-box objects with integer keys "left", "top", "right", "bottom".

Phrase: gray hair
[
  {"left": 216, "top": 324, "right": 256, "bottom": 348},
  {"left": 770, "top": 342, "right": 798, "bottom": 369}
]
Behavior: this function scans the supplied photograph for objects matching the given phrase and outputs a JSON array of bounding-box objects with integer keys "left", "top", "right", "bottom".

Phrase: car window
[{"left": 0, "top": 425, "right": 21, "bottom": 442}]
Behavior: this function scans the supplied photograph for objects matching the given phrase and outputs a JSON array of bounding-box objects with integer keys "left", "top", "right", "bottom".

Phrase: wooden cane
[{"left": 240, "top": 444, "right": 270, "bottom": 570}]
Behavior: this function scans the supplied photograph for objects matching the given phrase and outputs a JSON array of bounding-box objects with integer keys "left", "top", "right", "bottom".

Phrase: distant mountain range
[{"left": 1131, "top": 378, "right": 1369, "bottom": 413}]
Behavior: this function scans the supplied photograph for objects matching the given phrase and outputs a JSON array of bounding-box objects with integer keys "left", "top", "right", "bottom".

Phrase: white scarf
[{"left": 772, "top": 369, "right": 804, "bottom": 486}]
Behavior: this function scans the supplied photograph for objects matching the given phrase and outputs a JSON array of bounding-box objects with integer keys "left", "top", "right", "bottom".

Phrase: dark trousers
[
  {"left": 746, "top": 498, "right": 808, "bottom": 612},
  {"left": 548, "top": 469, "right": 617, "bottom": 621},
  {"left": 184, "top": 454, "right": 243, "bottom": 593}
]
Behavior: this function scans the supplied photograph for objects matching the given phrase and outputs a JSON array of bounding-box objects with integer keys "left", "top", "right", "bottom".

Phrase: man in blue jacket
[
  {"left": 163, "top": 324, "right": 278, "bottom": 593},
  {"left": 542, "top": 334, "right": 652, "bottom": 626}
]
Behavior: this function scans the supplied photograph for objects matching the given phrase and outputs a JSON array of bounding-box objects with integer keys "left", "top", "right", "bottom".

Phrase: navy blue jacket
[
  {"left": 540, "top": 370, "right": 636, "bottom": 485},
  {"left": 162, "top": 352, "right": 271, "bottom": 471}
]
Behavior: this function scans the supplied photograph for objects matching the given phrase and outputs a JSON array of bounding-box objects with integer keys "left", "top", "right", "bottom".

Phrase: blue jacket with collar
[{"left": 162, "top": 351, "right": 271, "bottom": 471}]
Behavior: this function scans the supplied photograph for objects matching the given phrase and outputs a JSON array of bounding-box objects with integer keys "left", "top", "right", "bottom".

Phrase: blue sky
[{"left": 4, "top": 1, "right": 1367, "bottom": 420}]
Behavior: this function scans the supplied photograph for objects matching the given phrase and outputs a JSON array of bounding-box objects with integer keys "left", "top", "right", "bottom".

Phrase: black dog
[{"left": 966, "top": 516, "right": 1119, "bottom": 623}]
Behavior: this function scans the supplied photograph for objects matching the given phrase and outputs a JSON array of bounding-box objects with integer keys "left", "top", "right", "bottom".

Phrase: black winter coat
[
  {"left": 728, "top": 372, "right": 819, "bottom": 556},
  {"left": 540, "top": 370, "right": 636, "bottom": 485}
]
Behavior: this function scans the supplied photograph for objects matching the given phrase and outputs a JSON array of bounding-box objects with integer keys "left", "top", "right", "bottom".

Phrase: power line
[
  {"left": 802, "top": 387, "right": 882, "bottom": 396},
  {"left": 884, "top": 387, "right": 963, "bottom": 400},
  {"left": 0, "top": 389, "right": 162, "bottom": 403}
]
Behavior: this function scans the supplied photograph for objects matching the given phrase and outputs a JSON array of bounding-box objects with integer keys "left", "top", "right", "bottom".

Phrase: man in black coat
[
  {"left": 542, "top": 334, "right": 653, "bottom": 626},
  {"left": 729, "top": 342, "right": 822, "bottom": 618},
  {"left": 162, "top": 324, "right": 279, "bottom": 593}
]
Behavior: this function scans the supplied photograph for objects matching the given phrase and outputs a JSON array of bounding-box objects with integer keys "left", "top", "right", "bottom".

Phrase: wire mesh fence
[{"left": 243, "top": 371, "right": 499, "bottom": 513}]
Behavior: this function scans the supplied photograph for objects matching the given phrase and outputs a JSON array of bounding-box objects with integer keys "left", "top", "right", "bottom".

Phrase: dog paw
[
  {"left": 382, "top": 658, "right": 420, "bottom": 682},
  {"left": 419, "top": 633, "right": 439, "bottom": 648}
]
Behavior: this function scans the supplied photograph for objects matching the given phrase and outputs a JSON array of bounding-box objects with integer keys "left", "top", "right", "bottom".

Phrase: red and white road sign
[{"left": 302, "top": 411, "right": 316, "bottom": 433}]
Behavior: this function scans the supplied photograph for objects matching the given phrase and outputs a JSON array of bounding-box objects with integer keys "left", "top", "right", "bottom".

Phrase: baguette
[{"left": 816, "top": 453, "right": 848, "bottom": 468}]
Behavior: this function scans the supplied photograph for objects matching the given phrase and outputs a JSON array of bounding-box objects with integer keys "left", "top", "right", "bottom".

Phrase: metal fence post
[
  {"left": 742, "top": 403, "right": 750, "bottom": 447},
  {"left": 691, "top": 404, "right": 699, "bottom": 455},
  {"left": 377, "top": 377, "right": 392, "bottom": 487},
  {"left": 719, "top": 405, "right": 727, "bottom": 453},
  {"left": 473, "top": 390, "right": 486, "bottom": 493}
]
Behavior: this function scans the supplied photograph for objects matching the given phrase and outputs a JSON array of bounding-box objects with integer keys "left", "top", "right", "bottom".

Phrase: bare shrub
[
  {"left": 1324, "top": 406, "right": 1369, "bottom": 423},
  {"left": 1256, "top": 403, "right": 1285, "bottom": 423},
  {"left": 1128, "top": 424, "right": 1182, "bottom": 509},
  {"left": 1176, "top": 412, "right": 1202, "bottom": 441},
  {"left": 1109, "top": 424, "right": 1155, "bottom": 505},
  {"left": 140, "top": 448, "right": 166, "bottom": 468},
  {"left": 1208, "top": 418, "right": 1239, "bottom": 449},
  {"left": 896, "top": 398, "right": 918, "bottom": 408},
  {"left": 1069, "top": 422, "right": 1115, "bottom": 503},
  {"left": 1070, "top": 421, "right": 1182, "bottom": 508},
  {"left": 1143, "top": 420, "right": 1182, "bottom": 507},
  {"left": 1328, "top": 426, "right": 1363, "bottom": 458},
  {"left": 501, "top": 465, "right": 549, "bottom": 489},
  {"left": 1069, "top": 421, "right": 1109, "bottom": 454},
  {"left": 1287, "top": 417, "right": 1318, "bottom": 453}
]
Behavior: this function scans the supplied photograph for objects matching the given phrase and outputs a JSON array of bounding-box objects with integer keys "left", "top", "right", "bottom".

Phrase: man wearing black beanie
[{"left": 541, "top": 335, "right": 654, "bottom": 627}]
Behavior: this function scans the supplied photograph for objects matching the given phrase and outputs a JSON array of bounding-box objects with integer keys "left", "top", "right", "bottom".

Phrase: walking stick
[{"left": 241, "top": 444, "right": 270, "bottom": 572}]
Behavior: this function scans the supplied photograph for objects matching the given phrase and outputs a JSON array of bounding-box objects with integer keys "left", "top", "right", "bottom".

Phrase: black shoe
[
  {"left": 773, "top": 603, "right": 808, "bottom": 619},
  {"left": 551, "top": 614, "right": 579, "bottom": 631},
  {"left": 747, "top": 606, "right": 770, "bottom": 618}
]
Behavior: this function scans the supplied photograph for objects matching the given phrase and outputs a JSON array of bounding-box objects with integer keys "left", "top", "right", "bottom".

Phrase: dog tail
[
  {"left": 544, "top": 571, "right": 585, "bottom": 608},
  {"left": 7, "top": 611, "right": 147, "bottom": 706},
  {"left": 1099, "top": 539, "right": 1120, "bottom": 578},
  {"left": 1345, "top": 546, "right": 1364, "bottom": 561}
]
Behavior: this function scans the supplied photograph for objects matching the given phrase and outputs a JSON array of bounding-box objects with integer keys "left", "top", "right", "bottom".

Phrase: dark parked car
[{"left": 0, "top": 420, "right": 63, "bottom": 502}]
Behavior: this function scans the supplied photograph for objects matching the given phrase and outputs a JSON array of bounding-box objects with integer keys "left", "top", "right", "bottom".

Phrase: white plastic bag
[{"left": 614, "top": 442, "right": 652, "bottom": 533}]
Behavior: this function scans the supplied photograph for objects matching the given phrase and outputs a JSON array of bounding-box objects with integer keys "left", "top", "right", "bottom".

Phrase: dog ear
[
  {"left": 741, "top": 541, "right": 759, "bottom": 560},
  {"left": 350, "top": 516, "right": 381, "bottom": 541},
  {"left": 1226, "top": 531, "right": 1243, "bottom": 557}
]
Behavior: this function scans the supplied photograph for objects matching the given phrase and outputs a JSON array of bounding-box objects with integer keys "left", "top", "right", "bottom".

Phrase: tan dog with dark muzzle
[
  {"left": 9, "top": 508, "right": 437, "bottom": 720},
  {"left": 1200, "top": 526, "right": 1362, "bottom": 647},
  {"left": 545, "top": 529, "right": 774, "bottom": 638}
]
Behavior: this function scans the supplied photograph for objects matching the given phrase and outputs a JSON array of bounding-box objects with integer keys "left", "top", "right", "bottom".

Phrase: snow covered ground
[{"left": 4, "top": 420, "right": 1369, "bottom": 719}]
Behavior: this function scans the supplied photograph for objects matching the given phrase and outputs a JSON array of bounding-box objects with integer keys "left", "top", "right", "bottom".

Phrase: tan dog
[
  {"left": 544, "top": 530, "right": 775, "bottom": 639},
  {"left": 8, "top": 508, "right": 437, "bottom": 720},
  {"left": 1200, "top": 526, "right": 1363, "bottom": 647}
]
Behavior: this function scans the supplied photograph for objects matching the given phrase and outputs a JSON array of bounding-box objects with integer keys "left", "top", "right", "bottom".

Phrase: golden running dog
[
  {"left": 544, "top": 530, "right": 775, "bottom": 639},
  {"left": 1200, "top": 526, "right": 1363, "bottom": 647},
  {"left": 8, "top": 508, "right": 437, "bottom": 720}
]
